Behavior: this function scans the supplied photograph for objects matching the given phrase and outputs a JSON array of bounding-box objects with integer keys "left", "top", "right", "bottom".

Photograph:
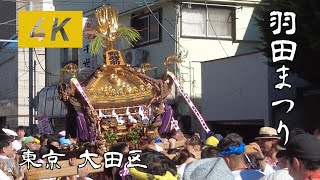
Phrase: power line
[
  {"left": 23, "top": 48, "right": 29, "bottom": 69},
  {"left": 0, "top": 87, "right": 18, "bottom": 95},
  {"left": 54, "top": 0, "right": 69, "bottom": 7},
  {"left": 142, "top": 0, "right": 188, "bottom": 58},
  {"left": 16, "top": 1, "right": 30, "bottom": 10},
  {"left": 34, "top": 48, "right": 59, "bottom": 77},
  {"left": 0, "top": 1, "right": 30, "bottom": 28},
  {"left": 18, "top": 70, "right": 28, "bottom": 79},
  {"left": 0, "top": 18, "right": 16, "bottom": 25},
  {"left": 0, "top": 48, "right": 30, "bottom": 52},
  {"left": 0, "top": 0, "right": 28, "bottom": 3},
  {"left": 0, "top": 23, "right": 16, "bottom": 26},
  {"left": 204, "top": 0, "right": 229, "bottom": 57}
]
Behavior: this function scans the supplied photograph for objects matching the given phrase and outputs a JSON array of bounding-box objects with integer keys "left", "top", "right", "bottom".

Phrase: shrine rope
[{"left": 167, "top": 71, "right": 211, "bottom": 133}]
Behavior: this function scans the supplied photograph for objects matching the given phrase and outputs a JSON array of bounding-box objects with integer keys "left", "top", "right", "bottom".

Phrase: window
[
  {"left": 181, "top": 5, "right": 234, "bottom": 39},
  {"left": 132, "top": 10, "right": 161, "bottom": 46},
  {"left": 61, "top": 48, "right": 78, "bottom": 67},
  {"left": 66, "top": 48, "right": 78, "bottom": 61}
]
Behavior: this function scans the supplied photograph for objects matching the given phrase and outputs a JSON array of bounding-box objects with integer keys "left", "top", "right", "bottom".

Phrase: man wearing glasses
[
  {"left": 23, "top": 136, "right": 39, "bottom": 151},
  {"left": 255, "top": 127, "right": 281, "bottom": 174}
]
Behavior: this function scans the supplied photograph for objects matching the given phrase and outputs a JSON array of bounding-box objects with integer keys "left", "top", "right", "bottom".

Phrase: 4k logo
[{"left": 18, "top": 11, "right": 82, "bottom": 48}]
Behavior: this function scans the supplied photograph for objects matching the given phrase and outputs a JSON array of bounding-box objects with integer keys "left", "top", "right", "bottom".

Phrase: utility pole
[
  {"left": 28, "top": 1, "right": 34, "bottom": 135},
  {"left": 29, "top": 48, "right": 33, "bottom": 135},
  {"left": 34, "top": 60, "right": 36, "bottom": 101},
  {"left": 33, "top": 58, "right": 36, "bottom": 132}
]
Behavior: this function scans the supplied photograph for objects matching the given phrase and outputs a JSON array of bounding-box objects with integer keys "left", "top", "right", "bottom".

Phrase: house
[{"left": 43, "top": 0, "right": 264, "bottom": 133}]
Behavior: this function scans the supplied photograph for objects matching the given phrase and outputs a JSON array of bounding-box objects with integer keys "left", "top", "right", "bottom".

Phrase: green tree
[{"left": 255, "top": 0, "right": 320, "bottom": 84}]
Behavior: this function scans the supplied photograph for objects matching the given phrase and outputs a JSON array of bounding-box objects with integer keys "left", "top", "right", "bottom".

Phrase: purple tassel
[
  {"left": 83, "top": 111, "right": 97, "bottom": 145},
  {"left": 76, "top": 112, "right": 90, "bottom": 142},
  {"left": 159, "top": 105, "right": 173, "bottom": 135}
]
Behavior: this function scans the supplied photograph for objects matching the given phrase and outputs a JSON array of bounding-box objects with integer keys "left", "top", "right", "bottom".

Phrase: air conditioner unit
[{"left": 124, "top": 49, "right": 147, "bottom": 67}]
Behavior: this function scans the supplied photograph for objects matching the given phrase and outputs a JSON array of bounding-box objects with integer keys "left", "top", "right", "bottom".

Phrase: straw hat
[{"left": 255, "top": 127, "right": 281, "bottom": 139}]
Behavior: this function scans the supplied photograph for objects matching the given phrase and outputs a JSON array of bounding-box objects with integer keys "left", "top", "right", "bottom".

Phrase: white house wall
[
  {"left": 115, "top": 2, "right": 262, "bottom": 108},
  {"left": 178, "top": 3, "right": 261, "bottom": 116},
  {"left": 235, "top": 6, "right": 260, "bottom": 41},
  {"left": 114, "top": 2, "right": 263, "bottom": 127}
]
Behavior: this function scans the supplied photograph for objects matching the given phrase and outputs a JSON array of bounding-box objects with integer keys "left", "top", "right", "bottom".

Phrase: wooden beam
[
  {"left": 27, "top": 166, "right": 78, "bottom": 180},
  {"left": 25, "top": 157, "right": 104, "bottom": 180}
]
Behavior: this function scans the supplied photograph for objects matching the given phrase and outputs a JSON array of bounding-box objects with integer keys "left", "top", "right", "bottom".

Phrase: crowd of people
[{"left": 0, "top": 125, "right": 319, "bottom": 180}]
